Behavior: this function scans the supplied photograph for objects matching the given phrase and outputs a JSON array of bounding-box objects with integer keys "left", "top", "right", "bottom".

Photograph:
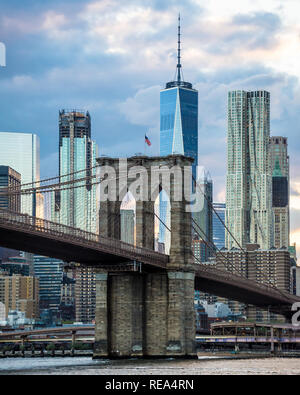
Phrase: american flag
[{"left": 145, "top": 134, "right": 151, "bottom": 146}]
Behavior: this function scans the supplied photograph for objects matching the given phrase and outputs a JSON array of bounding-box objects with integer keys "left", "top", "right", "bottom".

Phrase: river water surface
[{"left": 1, "top": 357, "right": 300, "bottom": 375}]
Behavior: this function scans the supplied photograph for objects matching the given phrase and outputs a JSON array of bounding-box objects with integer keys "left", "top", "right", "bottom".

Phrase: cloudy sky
[{"left": 1, "top": 0, "right": 300, "bottom": 253}]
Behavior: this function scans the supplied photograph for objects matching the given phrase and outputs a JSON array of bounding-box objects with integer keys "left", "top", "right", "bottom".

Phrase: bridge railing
[{"left": 0, "top": 209, "right": 169, "bottom": 266}]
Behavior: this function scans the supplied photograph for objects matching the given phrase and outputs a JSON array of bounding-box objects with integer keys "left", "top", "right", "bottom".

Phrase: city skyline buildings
[
  {"left": 1, "top": 1, "right": 300, "bottom": 256},
  {"left": 0, "top": 13, "right": 296, "bottom": 258}
]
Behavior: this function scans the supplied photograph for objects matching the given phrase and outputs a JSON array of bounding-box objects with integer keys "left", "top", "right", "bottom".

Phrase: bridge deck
[
  {"left": 0, "top": 209, "right": 168, "bottom": 269},
  {"left": 0, "top": 209, "right": 299, "bottom": 316},
  {"left": 195, "top": 264, "right": 300, "bottom": 316}
]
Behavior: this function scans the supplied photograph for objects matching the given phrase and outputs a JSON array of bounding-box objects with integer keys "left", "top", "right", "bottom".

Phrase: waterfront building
[
  {"left": 0, "top": 274, "right": 39, "bottom": 319},
  {"left": 60, "top": 273, "right": 76, "bottom": 322},
  {"left": 33, "top": 255, "right": 64, "bottom": 315},
  {"left": 75, "top": 267, "right": 96, "bottom": 323}
]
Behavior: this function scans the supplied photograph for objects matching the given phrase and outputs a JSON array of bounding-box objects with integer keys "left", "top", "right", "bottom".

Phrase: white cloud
[{"left": 119, "top": 85, "right": 160, "bottom": 128}]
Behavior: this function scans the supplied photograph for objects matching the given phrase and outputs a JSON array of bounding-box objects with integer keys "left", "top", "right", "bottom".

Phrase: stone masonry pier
[{"left": 93, "top": 155, "right": 196, "bottom": 358}]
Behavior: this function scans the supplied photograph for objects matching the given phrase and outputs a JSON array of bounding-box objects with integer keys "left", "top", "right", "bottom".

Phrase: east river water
[{"left": 1, "top": 356, "right": 300, "bottom": 375}]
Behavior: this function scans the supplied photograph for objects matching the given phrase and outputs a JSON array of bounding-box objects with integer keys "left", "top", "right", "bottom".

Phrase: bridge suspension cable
[
  {"left": 191, "top": 175, "right": 289, "bottom": 293},
  {"left": 154, "top": 184, "right": 285, "bottom": 297}
]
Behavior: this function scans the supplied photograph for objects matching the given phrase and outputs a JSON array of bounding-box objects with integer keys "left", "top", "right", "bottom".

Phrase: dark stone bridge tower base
[
  {"left": 93, "top": 271, "right": 195, "bottom": 358},
  {"left": 94, "top": 155, "right": 196, "bottom": 359}
]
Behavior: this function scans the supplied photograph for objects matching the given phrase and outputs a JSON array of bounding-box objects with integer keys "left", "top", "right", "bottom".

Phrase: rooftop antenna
[{"left": 177, "top": 13, "right": 182, "bottom": 83}]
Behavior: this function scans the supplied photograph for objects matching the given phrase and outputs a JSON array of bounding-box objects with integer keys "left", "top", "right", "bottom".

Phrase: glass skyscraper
[
  {"left": 213, "top": 203, "right": 226, "bottom": 250},
  {"left": 195, "top": 175, "right": 213, "bottom": 256},
  {"left": 0, "top": 132, "right": 40, "bottom": 216},
  {"left": 159, "top": 16, "right": 198, "bottom": 249},
  {"left": 52, "top": 110, "right": 98, "bottom": 233},
  {"left": 160, "top": 17, "right": 198, "bottom": 172},
  {"left": 33, "top": 255, "right": 64, "bottom": 314}
]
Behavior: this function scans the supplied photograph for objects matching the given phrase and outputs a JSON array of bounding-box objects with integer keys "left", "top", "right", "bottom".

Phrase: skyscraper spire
[
  {"left": 177, "top": 13, "right": 182, "bottom": 83},
  {"left": 166, "top": 13, "right": 193, "bottom": 89}
]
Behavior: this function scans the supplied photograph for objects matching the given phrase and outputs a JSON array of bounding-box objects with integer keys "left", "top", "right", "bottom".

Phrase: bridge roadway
[
  {"left": 0, "top": 209, "right": 168, "bottom": 270},
  {"left": 0, "top": 209, "right": 299, "bottom": 317}
]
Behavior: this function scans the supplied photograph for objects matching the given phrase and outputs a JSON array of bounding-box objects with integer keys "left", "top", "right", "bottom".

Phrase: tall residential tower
[
  {"left": 226, "top": 91, "right": 273, "bottom": 250},
  {"left": 53, "top": 110, "right": 98, "bottom": 233},
  {"left": 52, "top": 110, "right": 98, "bottom": 324},
  {"left": 270, "top": 136, "right": 289, "bottom": 248}
]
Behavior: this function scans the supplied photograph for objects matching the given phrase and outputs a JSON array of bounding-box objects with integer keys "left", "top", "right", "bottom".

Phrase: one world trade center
[{"left": 159, "top": 15, "right": 198, "bottom": 252}]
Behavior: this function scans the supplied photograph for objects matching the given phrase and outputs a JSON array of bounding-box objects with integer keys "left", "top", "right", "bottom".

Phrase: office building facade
[
  {"left": 33, "top": 255, "right": 64, "bottom": 315},
  {"left": 270, "top": 136, "right": 289, "bottom": 248},
  {"left": 226, "top": 90, "right": 273, "bottom": 250},
  {"left": 0, "top": 132, "right": 40, "bottom": 216},
  {"left": 213, "top": 203, "right": 226, "bottom": 250},
  {"left": 0, "top": 166, "right": 21, "bottom": 212},
  {"left": 192, "top": 235, "right": 207, "bottom": 263}
]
